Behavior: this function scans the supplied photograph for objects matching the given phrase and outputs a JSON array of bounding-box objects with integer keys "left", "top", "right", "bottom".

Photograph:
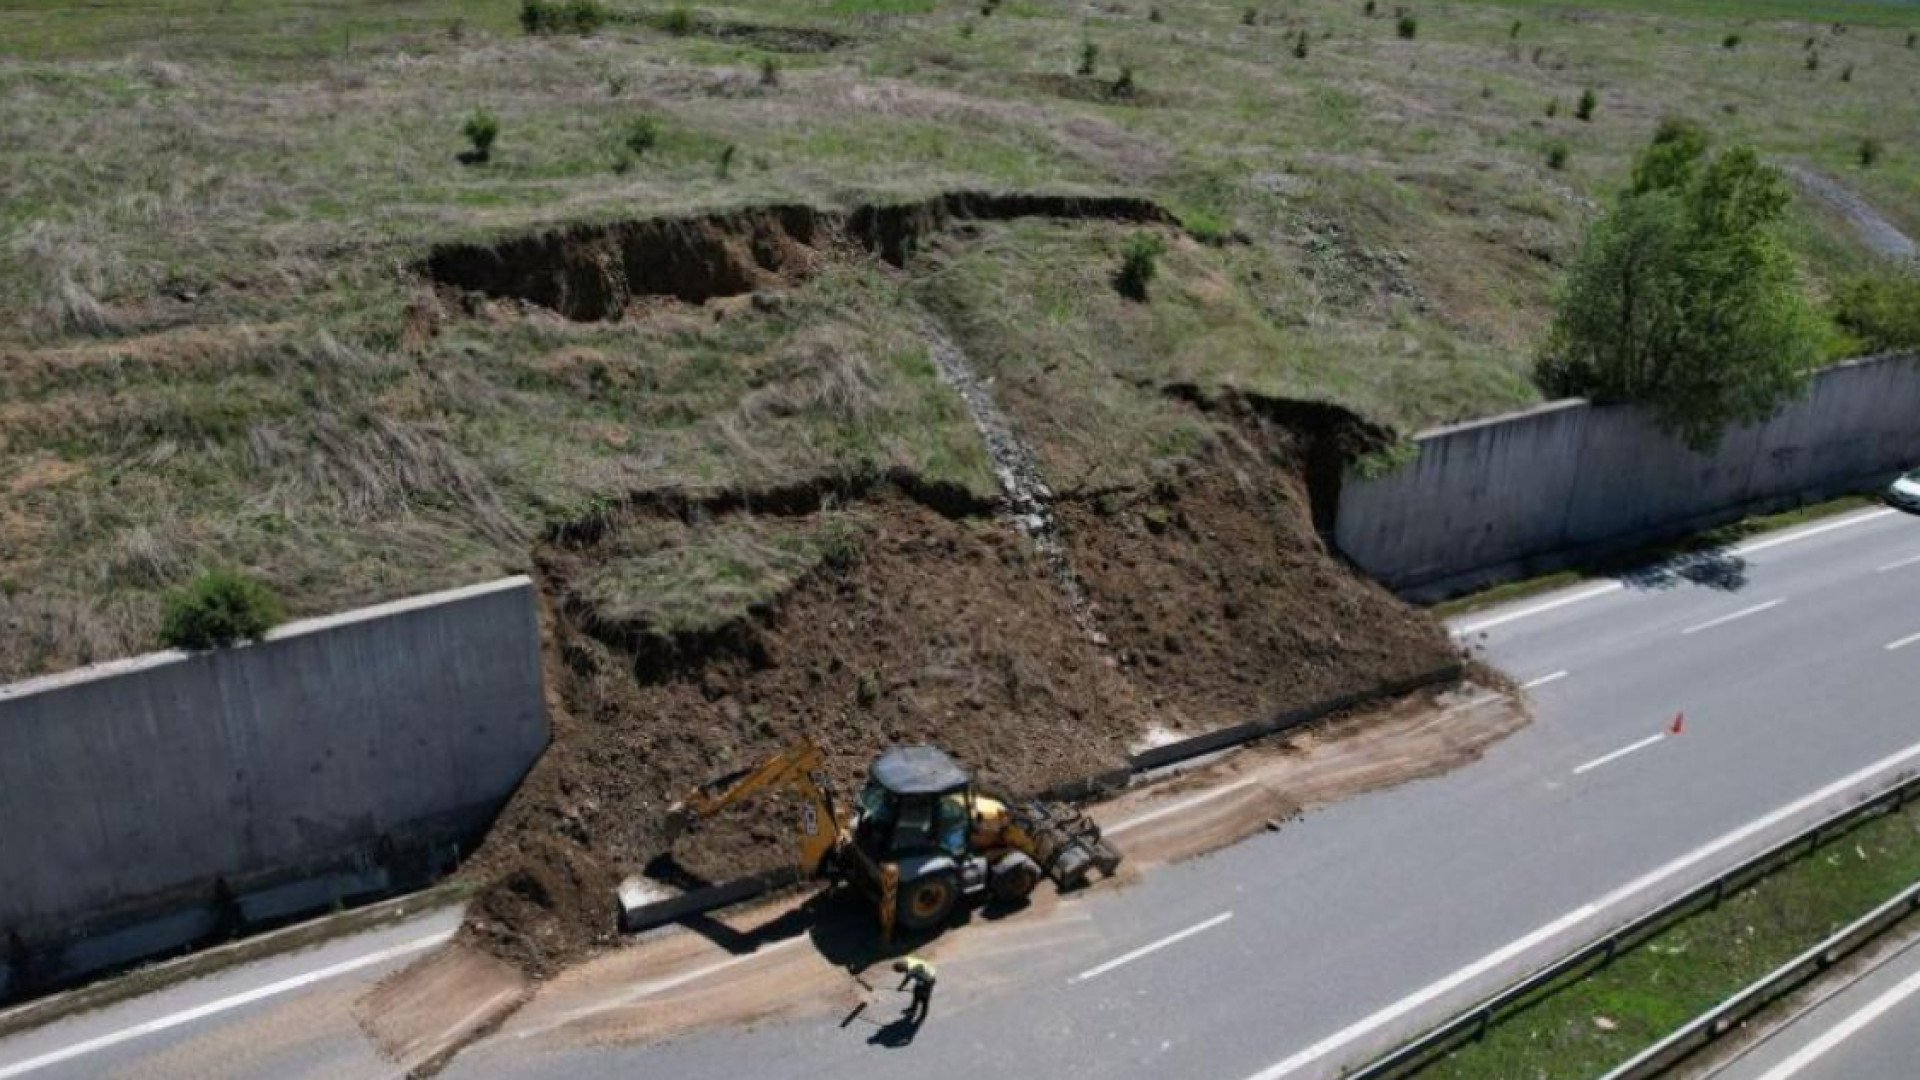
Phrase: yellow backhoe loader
[{"left": 664, "top": 740, "right": 1122, "bottom": 940}]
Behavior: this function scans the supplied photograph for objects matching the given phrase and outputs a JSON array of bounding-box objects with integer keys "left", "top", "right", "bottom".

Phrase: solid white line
[
  {"left": 1886, "top": 631, "right": 1920, "bottom": 652},
  {"left": 1239, "top": 735, "right": 1920, "bottom": 1080},
  {"left": 1522, "top": 670, "right": 1570, "bottom": 691},
  {"left": 1573, "top": 733, "right": 1667, "bottom": 775},
  {"left": 1731, "top": 508, "right": 1895, "bottom": 556},
  {"left": 1070, "top": 912, "right": 1233, "bottom": 984},
  {"left": 1749, "top": 966, "right": 1920, "bottom": 1080},
  {"left": 1876, "top": 552, "right": 1920, "bottom": 573},
  {"left": 1449, "top": 508, "right": 1895, "bottom": 636},
  {"left": 1681, "top": 599, "right": 1783, "bottom": 636},
  {"left": 0, "top": 931, "right": 450, "bottom": 1080},
  {"left": 1451, "top": 582, "right": 1622, "bottom": 636},
  {"left": 1108, "top": 780, "right": 1259, "bottom": 835}
]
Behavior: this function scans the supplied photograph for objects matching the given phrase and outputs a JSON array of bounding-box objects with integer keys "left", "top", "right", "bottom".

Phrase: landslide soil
[{"left": 462, "top": 496, "right": 1153, "bottom": 974}]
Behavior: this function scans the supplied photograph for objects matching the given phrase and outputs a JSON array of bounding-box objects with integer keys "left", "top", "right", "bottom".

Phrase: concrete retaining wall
[
  {"left": 0, "top": 577, "right": 548, "bottom": 1000},
  {"left": 1336, "top": 353, "right": 1920, "bottom": 598}
]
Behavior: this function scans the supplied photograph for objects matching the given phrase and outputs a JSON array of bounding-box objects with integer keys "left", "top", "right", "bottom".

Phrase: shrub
[
  {"left": 461, "top": 109, "right": 499, "bottom": 163},
  {"left": 1109, "top": 65, "right": 1137, "bottom": 99},
  {"left": 1859, "top": 136, "right": 1883, "bottom": 167},
  {"left": 1545, "top": 99, "right": 1559, "bottom": 118},
  {"left": 1840, "top": 63, "right": 1854, "bottom": 82},
  {"left": 606, "top": 72, "right": 630, "bottom": 96},
  {"left": 1396, "top": 14, "right": 1417, "bottom": 39},
  {"left": 1114, "top": 232, "right": 1166, "bottom": 300},
  {"left": 1832, "top": 272, "right": 1920, "bottom": 351},
  {"left": 1576, "top": 87, "right": 1597, "bottom": 121},
  {"left": 160, "top": 571, "right": 285, "bottom": 651},
  {"left": 660, "top": 5, "right": 696, "bottom": 35},
  {"left": 760, "top": 56, "right": 781, "bottom": 87},
  {"left": 1806, "top": 50, "right": 1820, "bottom": 71},
  {"left": 1078, "top": 40, "right": 1099, "bottom": 76},
  {"left": 1546, "top": 142, "right": 1568, "bottom": 170},
  {"left": 1722, "top": 33, "right": 1741, "bottom": 49},
  {"left": 1509, "top": 19, "right": 1522, "bottom": 39},
  {"left": 624, "top": 115, "right": 660, "bottom": 156},
  {"left": 1907, "top": 30, "right": 1916, "bottom": 49},
  {"left": 1364, "top": 0, "right": 1376, "bottom": 16},
  {"left": 1293, "top": 30, "right": 1309, "bottom": 58},
  {"left": 521, "top": 0, "right": 606, "bottom": 34},
  {"left": 718, "top": 144, "right": 736, "bottom": 179},
  {"left": 1148, "top": 6, "right": 1162, "bottom": 22},
  {"left": 1243, "top": 7, "right": 1257, "bottom": 26}
]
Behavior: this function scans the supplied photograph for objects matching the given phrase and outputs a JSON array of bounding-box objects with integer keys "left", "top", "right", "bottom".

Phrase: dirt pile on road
[{"left": 461, "top": 492, "right": 1151, "bottom": 974}]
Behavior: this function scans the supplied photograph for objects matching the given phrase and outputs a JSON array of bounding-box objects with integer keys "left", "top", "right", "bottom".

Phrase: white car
[{"left": 1890, "top": 467, "right": 1920, "bottom": 513}]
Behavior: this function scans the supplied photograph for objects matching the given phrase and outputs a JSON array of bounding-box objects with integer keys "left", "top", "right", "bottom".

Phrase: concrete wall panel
[
  {"left": 1337, "top": 353, "right": 1920, "bottom": 597},
  {"left": 0, "top": 577, "right": 547, "bottom": 995}
]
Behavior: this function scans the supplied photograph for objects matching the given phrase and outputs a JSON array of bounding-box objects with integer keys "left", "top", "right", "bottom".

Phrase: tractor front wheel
[{"left": 896, "top": 870, "right": 959, "bottom": 931}]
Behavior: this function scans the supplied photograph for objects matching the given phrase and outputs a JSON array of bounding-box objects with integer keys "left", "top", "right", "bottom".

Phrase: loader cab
[{"left": 853, "top": 745, "right": 975, "bottom": 861}]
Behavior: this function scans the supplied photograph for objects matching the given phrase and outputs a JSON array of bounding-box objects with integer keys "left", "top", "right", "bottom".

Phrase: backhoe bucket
[{"left": 1013, "top": 801, "right": 1123, "bottom": 890}]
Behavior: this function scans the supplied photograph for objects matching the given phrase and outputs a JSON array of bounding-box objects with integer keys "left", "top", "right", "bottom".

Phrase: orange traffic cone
[{"left": 1669, "top": 712, "right": 1686, "bottom": 736}]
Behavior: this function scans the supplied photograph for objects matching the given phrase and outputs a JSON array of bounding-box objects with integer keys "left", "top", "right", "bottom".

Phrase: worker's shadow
[{"left": 866, "top": 1013, "right": 924, "bottom": 1048}]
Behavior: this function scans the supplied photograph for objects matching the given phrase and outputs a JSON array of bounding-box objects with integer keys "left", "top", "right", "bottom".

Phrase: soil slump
[{"left": 420, "top": 192, "right": 1174, "bottom": 321}]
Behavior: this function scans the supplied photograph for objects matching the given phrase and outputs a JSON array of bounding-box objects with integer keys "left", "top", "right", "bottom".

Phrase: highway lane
[
  {"left": 1, "top": 505, "right": 1915, "bottom": 1080},
  {"left": 1711, "top": 935, "right": 1920, "bottom": 1080}
]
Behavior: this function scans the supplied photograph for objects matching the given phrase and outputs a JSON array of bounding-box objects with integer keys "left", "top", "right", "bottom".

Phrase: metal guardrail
[
  {"left": 621, "top": 663, "right": 1464, "bottom": 934},
  {"left": 1348, "top": 767, "right": 1920, "bottom": 1080},
  {"left": 1600, "top": 878, "right": 1920, "bottom": 1080}
]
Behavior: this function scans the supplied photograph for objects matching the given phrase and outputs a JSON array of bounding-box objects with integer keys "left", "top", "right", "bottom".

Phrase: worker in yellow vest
[{"left": 892, "top": 955, "right": 936, "bottom": 1023}]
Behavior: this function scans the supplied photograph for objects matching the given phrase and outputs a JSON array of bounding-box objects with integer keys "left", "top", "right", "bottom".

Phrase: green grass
[
  {"left": 3, "top": 0, "right": 1916, "bottom": 679},
  {"left": 1425, "top": 796, "right": 1920, "bottom": 1078}
]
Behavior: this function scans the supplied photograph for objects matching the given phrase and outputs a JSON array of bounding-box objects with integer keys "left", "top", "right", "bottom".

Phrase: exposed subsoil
[
  {"left": 420, "top": 192, "right": 1174, "bottom": 321},
  {"left": 1058, "top": 392, "right": 1457, "bottom": 734},
  {"left": 460, "top": 493, "right": 1153, "bottom": 975}
]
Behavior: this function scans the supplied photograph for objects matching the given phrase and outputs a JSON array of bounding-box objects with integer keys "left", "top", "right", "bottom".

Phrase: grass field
[
  {"left": 2, "top": 0, "right": 1915, "bottom": 677},
  {"left": 1425, "top": 796, "right": 1920, "bottom": 1078}
]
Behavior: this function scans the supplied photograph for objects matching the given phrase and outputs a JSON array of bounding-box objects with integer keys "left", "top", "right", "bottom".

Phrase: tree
[{"left": 1536, "top": 121, "right": 1822, "bottom": 450}]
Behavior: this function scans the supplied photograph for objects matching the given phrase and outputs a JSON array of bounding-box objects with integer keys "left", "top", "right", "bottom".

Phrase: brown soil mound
[
  {"left": 462, "top": 494, "right": 1149, "bottom": 974},
  {"left": 1059, "top": 397, "right": 1456, "bottom": 734}
]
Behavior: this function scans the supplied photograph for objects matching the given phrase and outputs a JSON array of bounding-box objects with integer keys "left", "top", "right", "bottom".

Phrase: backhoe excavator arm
[{"left": 663, "top": 739, "right": 844, "bottom": 877}]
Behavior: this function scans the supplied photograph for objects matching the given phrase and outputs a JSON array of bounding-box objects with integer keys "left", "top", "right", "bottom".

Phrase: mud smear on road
[
  {"left": 450, "top": 689, "right": 1522, "bottom": 1060},
  {"left": 1100, "top": 685, "right": 1526, "bottom": 868},
  {"left": 354, "top": 944, "right": 528, "bottom": 1076}
]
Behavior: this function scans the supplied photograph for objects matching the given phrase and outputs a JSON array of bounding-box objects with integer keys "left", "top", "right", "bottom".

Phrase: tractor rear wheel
[
  {"left": 896, "top": 870, "right": 959, "bottom": 931},
  {"left": 989, "top": 852, "right": 1042, "bottom": 903}
]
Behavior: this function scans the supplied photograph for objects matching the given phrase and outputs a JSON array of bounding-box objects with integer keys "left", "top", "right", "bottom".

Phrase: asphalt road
[
  {"left": 2, "top": 505, "right": 1917, "bottom": 1080},
  {"left": 1710, "top": 935, "right": 1920, "bottom": 1080}
]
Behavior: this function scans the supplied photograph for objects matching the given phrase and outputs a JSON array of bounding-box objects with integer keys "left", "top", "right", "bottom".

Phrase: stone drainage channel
[{"left": 914, "top": 311, "right": 1105, "bottom": 643}]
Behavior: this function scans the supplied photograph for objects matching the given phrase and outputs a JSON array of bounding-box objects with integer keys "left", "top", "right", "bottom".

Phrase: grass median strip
[{"left": 1420, "top": 795, "right": 1920, "bottom": 1079}]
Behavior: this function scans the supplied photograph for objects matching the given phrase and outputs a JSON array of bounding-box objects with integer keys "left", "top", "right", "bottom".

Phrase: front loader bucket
[{"left": 1015, "top": 801, "right": 1123, "bottom": 890}]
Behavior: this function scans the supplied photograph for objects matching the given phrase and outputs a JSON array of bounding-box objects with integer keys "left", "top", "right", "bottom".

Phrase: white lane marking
[
  {"left": 517, "top": 936, "right": 810, "bottom": 1038},
  {"left": 0, "top": 931, "right": 450, "bottom": 1080},
  {"left": 1451, "top": 582, "right": 1622, "bottom": 636},
  {"left": 1240, "top": 735, "right": 1920, "bottom": 1080},
  {"left": 1572, "top": 733, "right": 1667, "bottom": 776},
  {"left": 1749, "top": 966, "right": 1920, "bottom": 1080},
  {"left": 1450, "top": 508, "right": 1896, "bottom": 636},
  {"left": 1876, "top": 552, "right": 1920, "bottom": 573},
  {"left": 1731, "top": 508, "right": 1895, "bottom": 556},
  {"left": 1108, "top": 780, "right": 1259, "bottom": 835},
  {"left": 1886, "top": 631, "right": 1920, "bottom": 652},
  {"left": 1680, "top": 599, "right": 1784, "bottom": 636},
  {"left": 1070, "top": 912, "right": 1233, "bottom": 984},
  {"left": 1522, "top": 670, "right": 1570, "bottom": 691}
]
